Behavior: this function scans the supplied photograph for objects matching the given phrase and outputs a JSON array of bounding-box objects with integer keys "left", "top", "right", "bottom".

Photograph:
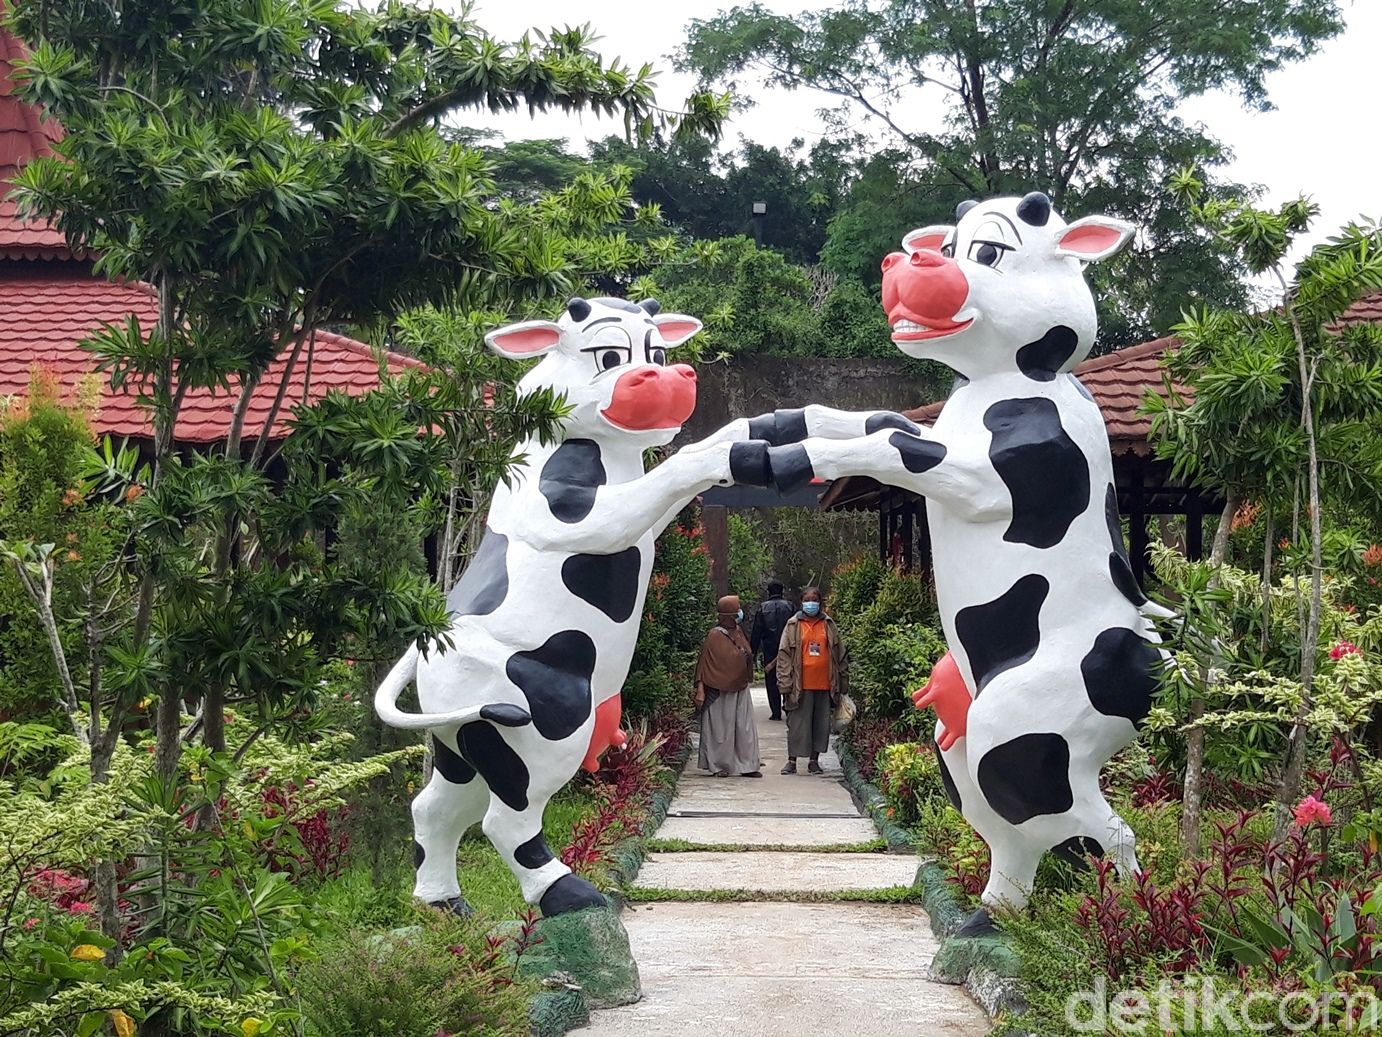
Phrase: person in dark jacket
[{"left": 750, "top": 580, "right": 795, "bottom": 721}]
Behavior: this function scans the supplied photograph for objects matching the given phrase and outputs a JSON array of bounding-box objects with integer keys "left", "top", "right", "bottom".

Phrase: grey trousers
[{"left": 787, "top": 690, "right": 832, "bottom": 758}]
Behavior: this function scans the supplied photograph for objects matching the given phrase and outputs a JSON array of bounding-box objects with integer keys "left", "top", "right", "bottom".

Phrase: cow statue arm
[
  {"left": 767, "top": 427, "right": 1009, "bottom": 523},
  {"left": 528, "top": 437, "right": 773, "bottom": 555},
  {"left": 680, "top": 404, "right": 921, "bottom": 454}
]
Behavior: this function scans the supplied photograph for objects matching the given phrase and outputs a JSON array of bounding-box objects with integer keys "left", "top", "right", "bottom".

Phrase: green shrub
[
  {"left": 297, "top": 912, "right": 536, "bottom": 1037},
  {"left": 849, "top": 622, "right": 947, "bottom": 719},
  {"left": 876, "top": 742, "right": 943, "bottom": 827},
  {"left": 828, "top": 555, "right": 887, "bottom": 633}
]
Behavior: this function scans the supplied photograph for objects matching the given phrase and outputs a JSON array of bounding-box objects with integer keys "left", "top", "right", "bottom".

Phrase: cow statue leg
[
  {"left": 482, "top": 787, "right": 604, "bottom": 917},
  {"left": 411, "top": 730, "right": 489, "bottom": 914}
]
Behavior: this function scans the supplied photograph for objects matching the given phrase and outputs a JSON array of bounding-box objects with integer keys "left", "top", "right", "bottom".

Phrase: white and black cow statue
[
  {"left": 762, "top": 193, "right": 1171, "bottom": 935},
  {"left": 374, "top": 295, "right": 910, "bottom": 917}
]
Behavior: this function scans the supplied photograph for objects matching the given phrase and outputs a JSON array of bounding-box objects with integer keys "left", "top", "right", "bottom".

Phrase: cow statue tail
[{"left": 373, "top": 644, "right": 533, "bottom": 731}]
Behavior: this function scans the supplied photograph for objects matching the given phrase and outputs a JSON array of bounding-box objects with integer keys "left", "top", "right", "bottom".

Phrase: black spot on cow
[
  {"left": 889, "top": 431, "right": 947, "bottom": 474},
  {"left": 515, "top": 832, "right": 555, "bottom": 870},
  {"left": 1015, "top": 325, "right": 1079, "bottom": 381},
  {"left": 567, "top": 297, "right": 591, "bottom": 321},
  {"left": 1104, "top": 484, "right": 1145, "bottom": 604},
  {"left": 506, "top": 630, "right": 597, "bottom": 741},
  {"left": 730, "top": 441, "right": 772, "bottom": 486},
  {"left": 767, "top": 444, "right": 815, "bottom": 493},
  {"left": 1081, "top": 627, "right": 1162, "bottom": 727},
  {"left": 984, "top": 397, "right": 1090, "bottom": 548},
  {"left": 539, "top": 873, "right": 607, "bottom": 916},
  {"left": 955, "top": 199, "right": 979, "bottom": 221},
  {"left": 1069, "top": 373, "right": 1094, "bottom": 402},
  {"left": 977, "top": 732, "right": 1074, "bottom": 825},
  {"left": 592, "top": 296, "right": 642, "bottom": 313},
  {"left": 540, "top": 440, "right": 606, "bottom": 523},
  {"left": 457, "top": 721, "right": 530, "bottom": 811},
  {"left": 413, "top": 841, "right": 426, "bottom": 868},
  {"left": 479, "top": 704, "right": 532, "bottom": 727},
  {"left": 446, "top": 530, "right": 509, "bottom": 617},
  {"left": 865, "top": 412, "right": 921, "bottom": 436},
  {"left": 1051, "top": 836, "right": 1105, "bottom": 870},
  {"left": 1109, "top": 552, "right": 1147, "bottom": 607},
  {"left": 1016, "top": 191, "right": 1052, "bottom": 227},
  {"left": 432, "top": 733, "right": 476, "bottom": 785},
  {"left": 749, "top": 408, "right": 807, "bottom": 445},
  {"left": 562, "top": 547, "right": 642, "bottom": 622},
  {"left": 935, "top": 742, "right": 962, "bottom": 811},
  {"left": 954, "top": 574, "right": 1048, "bottom": 693}
]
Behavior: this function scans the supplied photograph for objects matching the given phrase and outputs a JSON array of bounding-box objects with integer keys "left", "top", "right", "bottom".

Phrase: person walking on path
[
  {"left": 750, "top": 579, "right": 795, "bottom": 721},
  {"left": 693, "top": 594, "right": 762, "bottom": 778},
  {"left": 776, "top": 587, "right": 849, "bottom": 775}
]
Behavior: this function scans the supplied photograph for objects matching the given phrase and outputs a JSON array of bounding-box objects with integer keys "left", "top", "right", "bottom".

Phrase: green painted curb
[
  {"left": 529, "top": 987, "right": 590, "bottom": 1037},
  {"left": 835, "top": 738, "right": 918, "bottom": 852}
]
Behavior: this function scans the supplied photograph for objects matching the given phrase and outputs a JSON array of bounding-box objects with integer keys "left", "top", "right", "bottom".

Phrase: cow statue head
[
  {"left": 485, "top": 296, "right": 703, "bottom": 447},
  {"left": 881, "top": 192, "right": 1134, "bottom": 380}
]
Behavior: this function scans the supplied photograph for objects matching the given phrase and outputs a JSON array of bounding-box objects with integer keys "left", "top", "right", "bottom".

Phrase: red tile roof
[
  {"left": 0, "top": 27, "right": 73, "bottom": 260},
  {"left": 1338, "top": 289, "right": 1382, "bottom": 328},
  {"left": 0, "top": 267, "right": 425, "bottom": 443}
]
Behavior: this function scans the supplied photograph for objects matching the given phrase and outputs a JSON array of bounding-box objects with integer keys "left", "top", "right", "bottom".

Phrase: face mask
[
  {"left": 736, "top": 609, "right": 744, "bottom": 622},
  {"left": 803, "top": 601, "right": 821, "bottom": 617}
]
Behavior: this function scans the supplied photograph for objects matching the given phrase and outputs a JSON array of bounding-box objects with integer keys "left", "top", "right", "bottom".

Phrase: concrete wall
[{"left": 674, "top": 357, "right": 943, "bottom": 446}]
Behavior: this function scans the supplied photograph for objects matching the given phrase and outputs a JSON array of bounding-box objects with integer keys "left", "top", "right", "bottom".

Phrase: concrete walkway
[{"left": 582, "top": 687, "right": 989, "bottom": 1037}]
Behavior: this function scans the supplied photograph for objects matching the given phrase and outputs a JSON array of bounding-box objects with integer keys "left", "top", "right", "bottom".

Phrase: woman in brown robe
[{"left": 693, "top": 595, "right": 762, "bottom": 777}]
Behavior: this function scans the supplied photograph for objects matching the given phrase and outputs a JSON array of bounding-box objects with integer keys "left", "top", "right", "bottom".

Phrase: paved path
[{"left": 582, "top": 687, "right": 989, "bottom": 1037}]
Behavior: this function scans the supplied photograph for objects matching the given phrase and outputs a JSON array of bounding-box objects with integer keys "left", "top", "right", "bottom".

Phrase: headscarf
[{"left": 695, "top": 596, "right": 753, "bottom": 692}]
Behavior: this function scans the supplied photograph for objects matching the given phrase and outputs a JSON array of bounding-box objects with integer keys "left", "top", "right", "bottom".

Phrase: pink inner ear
[
  {"left": 1059, "top": 224, "right": 1124, "bottom": 256},
  {"left": 905, "top": 231, "right": 947, "bottom": 252},
  {"left": 492, "top": 326, "right": 560, "bottom": 355},
  {"left": 656, "top": 320, "right": 700, "bottom": 342}
]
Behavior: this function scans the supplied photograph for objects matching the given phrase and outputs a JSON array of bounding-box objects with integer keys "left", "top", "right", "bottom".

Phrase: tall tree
[{"left": 682, "top": 0, "right": 1344, "bottom": 342}]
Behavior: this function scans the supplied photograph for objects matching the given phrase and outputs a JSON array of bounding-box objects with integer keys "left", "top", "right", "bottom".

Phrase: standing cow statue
[
  {"left": 374, "top": 295, "right": 910, "bottom": 917},
  {"left": 761, "top": 193, "right": 1170, "bottom": 935}
]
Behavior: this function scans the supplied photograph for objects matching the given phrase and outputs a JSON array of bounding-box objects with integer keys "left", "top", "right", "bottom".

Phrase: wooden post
[
  {"left": 1186, "top": 495, "right": 1204, "bottom": 561},
  {"left": 1129, "top": 463, "right": 1148, "bottom": 585},
  {"left": 703, "top": 504, "right": 731, "bottom": 600},
  {"left": 901, "top": 500, "right": 915, "bottom": 572},
  {"left": 878, "top": 498, "right": 889, "bottom": 561}
]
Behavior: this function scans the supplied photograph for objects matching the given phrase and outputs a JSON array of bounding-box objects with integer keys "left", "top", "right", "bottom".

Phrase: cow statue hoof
[
  {"left": 539, "top": 873, "right": 607, "bottom": 917},
  {"left": 428, "top": 895, "right": 475, "bottom": 918},
  {"left": 952, "top": 907, "right": 998, "bottom": 939}
]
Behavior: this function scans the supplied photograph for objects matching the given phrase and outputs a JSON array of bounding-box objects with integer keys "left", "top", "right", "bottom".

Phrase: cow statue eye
[
  {"left": 650, "top": 347, "right": 667, "bottom": 366},
  {"left": 968, "top": 240, "right": 1009, "bottom": 268},
  {"left": 600, "top": 349, "right": 627, "bottom": 371},
  {"left": 940, "top": 241, "right": 955, "bottom": 258}
]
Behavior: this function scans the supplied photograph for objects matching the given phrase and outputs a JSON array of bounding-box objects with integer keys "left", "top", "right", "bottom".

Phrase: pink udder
[
  {"left": 912, "top": 651, "right": 971, "bottom": 751},
  {"left": 582, "top": 693, "right": 628, "bottom": 773}
]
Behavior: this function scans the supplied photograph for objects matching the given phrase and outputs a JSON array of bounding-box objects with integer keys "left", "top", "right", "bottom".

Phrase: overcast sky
[{"left": 455, "top": 0, "right": 1379, "bottom": 266}]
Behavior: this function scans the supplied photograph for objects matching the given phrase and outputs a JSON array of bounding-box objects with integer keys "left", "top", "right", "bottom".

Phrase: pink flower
[
  {"left": 22, "top": 918, "right": 38, "bottom": 930},
  {"left": 1330, "top": 641, "right": 1361, "bottom": 661},
  {"left": 66, "top": 901, "right": 94, "bottom": 915},
  {"left": 1294, "top": 795, "right": 1333, "bottom": 827}
]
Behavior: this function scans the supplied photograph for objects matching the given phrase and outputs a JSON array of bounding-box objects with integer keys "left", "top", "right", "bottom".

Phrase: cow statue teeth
[
  {"left": 373, "top": 295, "right": 910, "bottom": 918},
  {"left": 765, "top": 193, "right": 1172, "bottom": 935}
]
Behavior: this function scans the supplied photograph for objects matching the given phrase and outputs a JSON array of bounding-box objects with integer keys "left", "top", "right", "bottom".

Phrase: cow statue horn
[
  {"left": 758, "top": 194, "right": 1149, "bottom": 940},
  {"left": 638, "top": 298, "right": 661, "bottom": 315},
  {"left": 566, "top": 297, "right": 592, "bottom": 321}
]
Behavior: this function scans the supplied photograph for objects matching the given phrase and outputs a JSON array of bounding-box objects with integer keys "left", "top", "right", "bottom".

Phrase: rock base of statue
[{"left": 507, "top": 903, "right": 641, "bottom": 1032}]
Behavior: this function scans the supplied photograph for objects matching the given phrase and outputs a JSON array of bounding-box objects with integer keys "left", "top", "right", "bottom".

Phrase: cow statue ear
[
  {"left": 651, "top": 312, "right": 703, "bottom": 347},
  {"left": 901, "top": 225, "right": 952, "bottom": 254},
  {"left": 484, "top": 319, "right": 564, "bottom": 359},
  {"left": 1054, "top": 216, "right": 1135, "bottom": 262}
]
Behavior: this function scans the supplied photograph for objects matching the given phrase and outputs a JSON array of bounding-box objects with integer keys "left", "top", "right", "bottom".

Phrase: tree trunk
[
  {"left": 155, "top": 688, "right": 181, "bottom": 783},
  {"left": 1180, "top": 493, "right": 1239, "bottom": 858},
  {"left": 1259, "top": 510, "right": 1275, "bottom": 653},
  {"left": 1274, "top": 295, "right": 1324, "bottom": 841}
]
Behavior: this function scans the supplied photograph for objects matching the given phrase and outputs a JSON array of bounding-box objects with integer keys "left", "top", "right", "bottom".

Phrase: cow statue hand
[
  {"left": 370, "top": 296, "right": 894, "bottom": 919},
  {"left": 762, "top": 194, "right": 1172, "bottom": 936}
]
